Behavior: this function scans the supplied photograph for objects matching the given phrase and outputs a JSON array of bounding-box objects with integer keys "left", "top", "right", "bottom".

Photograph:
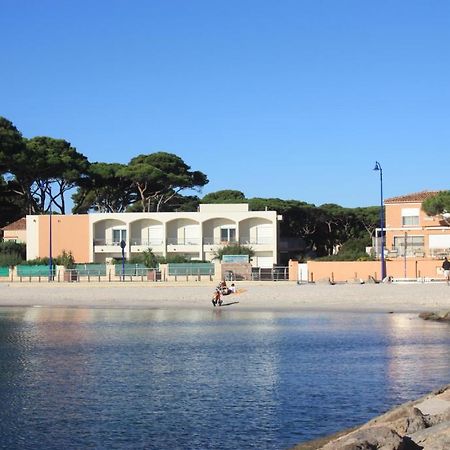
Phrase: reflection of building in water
[{"left": 385, "top": 314, "right": 450, "bottom": 400}]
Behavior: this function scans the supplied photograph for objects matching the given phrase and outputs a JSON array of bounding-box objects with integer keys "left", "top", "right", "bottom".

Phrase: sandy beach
[{"left": 1, "top": 281, "right": 450, "bottom": 312}]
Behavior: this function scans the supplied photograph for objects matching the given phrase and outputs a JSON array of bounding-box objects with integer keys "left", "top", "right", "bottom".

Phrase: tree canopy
[
  {"left": 202, "top": 190, "right": 246, "bottom": 203},
  {"left": 72, "top": 162, "right": 135, "bottom": 213},
  {"left": 120, "top": 152, "right": 208, "bottom": 212},
  {"left": 422, "top": 191, "right": 450, "bottom": 217}
]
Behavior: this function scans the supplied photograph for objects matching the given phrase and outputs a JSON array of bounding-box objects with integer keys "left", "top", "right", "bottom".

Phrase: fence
[
  {"left": 0, "top": 266, "right": 9, "bottom": 280},
  {"left": 251, "top": 266, "right": 289, "bottom": 281},
  {"left": 16, "top": 265, "right": 55, "bottom": 281},
  {"left": 113, "top": 263, "right": 160, "bottom": 281},
  {"left": 75, "top": 264, "right": 107, "bottom": 276},
  {"left": 167, "top": 263, "right": 214, "bottom": 281}
]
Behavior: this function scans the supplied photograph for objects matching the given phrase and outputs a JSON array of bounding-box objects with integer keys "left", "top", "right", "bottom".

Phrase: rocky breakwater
[
  {"left": 419, "top": 311, "right": 450, "bottom": 322},
  {"left": 293, "top": 385, "right": 450, "bottom": 450}
]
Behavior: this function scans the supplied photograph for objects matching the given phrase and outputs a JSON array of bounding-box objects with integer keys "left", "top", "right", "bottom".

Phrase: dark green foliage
[
  {"left": 121, "top": 152, "right": 208, "bottom": 212},
  {"left": 0, "top": 241, "right": 26, "bottom": 266},
  {"left": 128, "top": 249, "right": 159, "bottom": 268},
  {"left": 162, "top": 254, "right": 193, "bottom": 263},
  {"left": 317, "top": 238, "right": 374, "bottom": 261},
  {"left": 72, "top": 162, "right": 135, "bottom": 213},
  {"left": 202, "top": 190, "right": 246, "bottom": 203},
  {"left": 422, "top": 191, "right": 450, "bottom": 217},
  {"left": 21, "top": 257, "right": 52, "bottom": 266},
  {"left": 25, "top": 136, "right": 90, "bottom": 214},
  {"left": 56, "top": 250, "right": 76, "bottom": 268},
  {"left": 214, "top": 244, "right": 255, "bottom": 260},
  {"left": 0, "top": 117, "right": 26, "bottom": 174}
]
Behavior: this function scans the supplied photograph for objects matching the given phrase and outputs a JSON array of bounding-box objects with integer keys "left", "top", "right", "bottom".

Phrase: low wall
[{"left": 289, "top": 259, "right": 447, "bottom": 283}]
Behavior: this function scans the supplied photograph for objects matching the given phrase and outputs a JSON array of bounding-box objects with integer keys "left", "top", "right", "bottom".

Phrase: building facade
[
  {"left": 1, "top": 218, "right": 27, "bottom": 243},
  {"left": 374, "top": 191, "right": 450, "bottom": 260},
  {"left": 26, "top": 203, "right": 282, "bottom": 267}
]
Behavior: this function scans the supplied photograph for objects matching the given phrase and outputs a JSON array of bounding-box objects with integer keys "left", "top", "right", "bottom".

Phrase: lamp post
[
  {"left": 120, "top": 240, "right": 126, "bottom": 281},
  {"left": 49, "top": 188, "right": 53, "bottom": 281},
  {"left": 39, "top": 182, "right": 53, "bottom": 281},
  {"left": 373, "top": 161, "right": 386, "bottom": 281}
]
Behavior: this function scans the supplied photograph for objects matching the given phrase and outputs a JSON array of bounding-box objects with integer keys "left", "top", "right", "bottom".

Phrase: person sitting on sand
[
  {"left": 229, "top": 283, "right": 236, "bottom": 293},
  {"left": 219, "top": 280, "right": 231, "bottom": 295}
]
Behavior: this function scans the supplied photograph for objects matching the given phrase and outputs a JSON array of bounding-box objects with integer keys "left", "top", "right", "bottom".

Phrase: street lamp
[
  {"left": 39, "top": 182, "right": 53, "bottom": 281},
  {"left": 120, "top": 240, "right": 126, "bottom": 281},
  {"left": 49, "top": 187, "right": 53, "bottom": 281},
  {"left": 373, "top": 161, "right": 386, "bottom": 280}
]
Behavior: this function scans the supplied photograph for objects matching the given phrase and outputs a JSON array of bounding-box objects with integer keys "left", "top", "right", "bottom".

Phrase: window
[
  {"left": 402, "top": 216, "right": 419, "bottom": 226},
  {"left": 393, "top": 235, "right": 424, "bottom": 256},
  {"left": 401, "top": 208, "right": 419, "bottom": 226},
  {"left": 112, "top": 229, "right": 127, "bottom": 244},
  {"left": 220, "top": 227, "right": 236, "bottom": 242}
]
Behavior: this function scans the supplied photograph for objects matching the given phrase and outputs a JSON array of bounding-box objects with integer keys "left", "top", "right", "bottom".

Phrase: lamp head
[{"left": 373, "top": 161, "right": 381, "bottom": 171}]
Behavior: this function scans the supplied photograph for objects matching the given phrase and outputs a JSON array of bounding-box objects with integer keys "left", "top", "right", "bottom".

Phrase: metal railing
[
  {"left": 203, "top": 237, "right": 238, "bottom": 245},
  {"left": 167, "top": 238, "right": 201, "bottom": 245},
  {"left": 93, "top": 239, "right": 123, "bottom": 246},
  {"left": 251, "top": 266, "right": 289, "bottom": 281},
  {"left": 129, "top": 238, "right": 164, "bottom": 246},
  {"left": 202, "top": 237, "right": 272, "bottom": 245},
  {"left": 61, "top": 268, "right": 161, "bottom": 282}
]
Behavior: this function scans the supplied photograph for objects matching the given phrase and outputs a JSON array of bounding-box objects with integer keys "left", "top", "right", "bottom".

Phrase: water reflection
[{"left": 1, "top": 308, "right": 450, "bottom": 449}]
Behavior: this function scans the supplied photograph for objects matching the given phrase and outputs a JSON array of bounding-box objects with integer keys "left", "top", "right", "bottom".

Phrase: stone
[
  {"left": 419, "top": 311, "right": 450, "bottom": 322},
  {"left": 320, "top": 426, "right": 403, "bottom": 450},
  {"left": 408, "top": 420, "right": 450, "bottom": 449}
]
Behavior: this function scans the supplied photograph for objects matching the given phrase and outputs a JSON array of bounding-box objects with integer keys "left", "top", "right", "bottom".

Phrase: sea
[{"left": 1, "top": 306, "right": 450, "bottom": 449}]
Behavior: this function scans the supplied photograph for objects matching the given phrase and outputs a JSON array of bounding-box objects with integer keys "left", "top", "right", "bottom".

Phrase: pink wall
[
  {"left": 39, "top": 215, "right": 90, "bottom": 263},
  {"left": 306, "top": 260, "right": 445, "bottom": 282}
]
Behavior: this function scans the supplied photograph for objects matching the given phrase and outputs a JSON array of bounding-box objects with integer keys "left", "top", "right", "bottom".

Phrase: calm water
[{"left": 1, "top": 307, "right": 450, "bottom": 449}]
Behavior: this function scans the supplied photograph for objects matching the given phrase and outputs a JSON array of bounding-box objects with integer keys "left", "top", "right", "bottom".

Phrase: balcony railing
[
  {"left": 202, "top": 237, "right": 273, "bottom": 245},
  {"left": 94, "top": 237, "right": 273, "bottom": 247},
  {"left": 203, "top": 238, "right": 238, "bottom": 245},
  {"left": 129, "top": 238, "right": 164, "bottom": 246},
  {"left": 167, "top": 238, "right": 201, "bottom": 245},
  {"left": 93, "top": 239, "right": 122, "bottom": 246},
  {"left": 239, "top": 237, "right": 272, "bottom": 245}
]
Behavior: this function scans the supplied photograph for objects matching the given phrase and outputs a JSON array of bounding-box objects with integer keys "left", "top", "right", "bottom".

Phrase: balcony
[
  {"left": 93, "top": 238, "right": 124, "bottom": 254},
  {"left": 167, "top": 237, "right": 201, "bottom": 250},
  {"left": 203, "top": 237, "right": 238, "bottom": 245},
  {"left": 239, "top": 236, "right": 272, "bottom": 245},
  {"left": 129, "top": 238, "right": 164, "bottom": 252}
]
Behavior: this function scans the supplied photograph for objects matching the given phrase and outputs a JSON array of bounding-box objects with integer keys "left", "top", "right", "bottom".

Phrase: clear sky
[{"left": 2, "top": 1, "right": 449, "bottom": 208}]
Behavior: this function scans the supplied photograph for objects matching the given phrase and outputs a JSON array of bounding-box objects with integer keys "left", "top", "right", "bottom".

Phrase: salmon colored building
[
  {"left": 296, "top": 190, "right": 450, "bottom": 283},
  {"left": 378, "top": 191, "right": 450, "bottom": 260}
]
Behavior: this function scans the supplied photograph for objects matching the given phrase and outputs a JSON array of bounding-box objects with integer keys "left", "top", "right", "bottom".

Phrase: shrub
[
  {"left": 214, "top": 244, "right": 254, "bottom": 260},
  {"left": 0, "top": 241, "right": 26, "bottom": 266}
]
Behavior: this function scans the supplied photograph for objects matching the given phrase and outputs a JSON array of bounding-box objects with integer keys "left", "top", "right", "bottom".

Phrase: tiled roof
[
  {"left": 1, "top": 217, "right": 26, "bottom": 231},
  {"left": 385, "top": 191, "right": 441, "bottom": 204}
]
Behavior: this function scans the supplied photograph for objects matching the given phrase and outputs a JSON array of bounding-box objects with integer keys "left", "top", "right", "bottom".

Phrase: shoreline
[{"left": 1, "top": 282, "right": 450, "bottom": 313}]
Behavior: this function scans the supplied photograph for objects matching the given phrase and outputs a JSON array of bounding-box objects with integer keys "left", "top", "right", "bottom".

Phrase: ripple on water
[{"left": 0, "top": 308, "right": 450, "bottom": 449}]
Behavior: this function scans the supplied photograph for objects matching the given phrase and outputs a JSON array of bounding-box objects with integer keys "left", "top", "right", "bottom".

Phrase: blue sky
[{"left": 2, "top": 1, "right": 450, "bottom": 208}]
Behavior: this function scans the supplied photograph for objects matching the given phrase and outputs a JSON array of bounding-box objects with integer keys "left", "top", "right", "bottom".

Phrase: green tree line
[{"left": 1, "top": 116, "right": 381, "bottom": 261}]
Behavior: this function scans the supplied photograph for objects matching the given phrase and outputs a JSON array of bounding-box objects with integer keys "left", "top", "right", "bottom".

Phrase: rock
[
  {"left": 293, "top": 386, "right": 450, "bottom": 450},
  {"left": 360, "top": 406, "right": 428, "bottom": 436},
  {"left": 320, "top": 426, "right": 404, "bottom": 450},
  {"left": 408, "top": 420, "right": 450, "bottom": 449},
  {"left": 419, "top": 311, "right": 450, "bottom": 321}
]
